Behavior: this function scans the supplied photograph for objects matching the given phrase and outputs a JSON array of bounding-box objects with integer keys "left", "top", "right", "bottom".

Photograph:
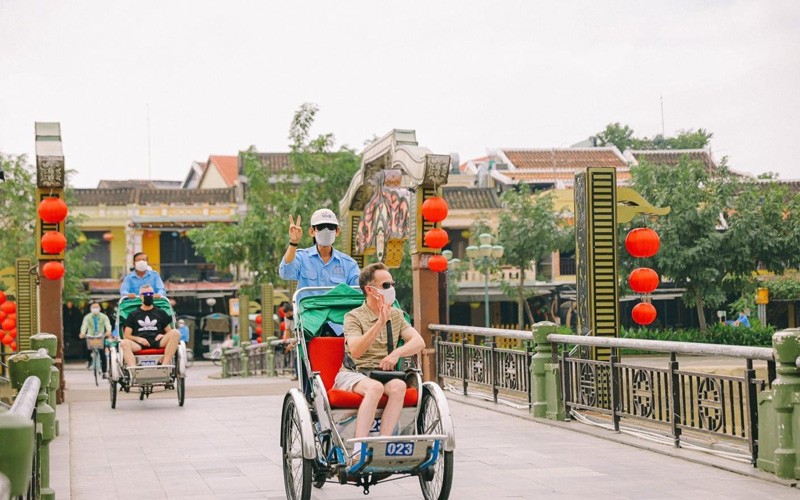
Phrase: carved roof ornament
[{"left": 35, "top": 122, "right": 65, "bottom": 188}]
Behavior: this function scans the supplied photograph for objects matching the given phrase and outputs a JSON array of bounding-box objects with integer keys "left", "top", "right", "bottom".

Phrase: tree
[
  {"left": 189, "top": 103, "right": 361, "bottom": 292},
  {"left": 497, "top": 189, "right": 572, "bottom": 327},
  {"left": 596, "top": 123, "right": 712, "bottom": 151}
]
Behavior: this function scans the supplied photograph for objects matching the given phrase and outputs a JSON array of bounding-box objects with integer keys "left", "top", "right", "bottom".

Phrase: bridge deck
[{"left": 52, "top": 362, "right": 797, "bottom": 499}]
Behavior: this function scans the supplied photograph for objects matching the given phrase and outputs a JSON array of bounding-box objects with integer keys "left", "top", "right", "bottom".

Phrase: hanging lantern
[
  {"left": 6, "top": 328, "right": 16, "bottom": 339},
  {"left": 0, "top": 290, "right": 5, "bottom": 305},
  {"left": 0, "top": 301, "right": 15, "bottom": 314},
  {"left": 255, "top": 314, "right": 263, "bottom": 325},
  {"left": 424, "top": 228, "right": 449, "bottom": 249},
  {"left": 0, "top": 311, "right": 5, "bottom": 323},
  {"left": 428, "top": 254, "right": 448, "bottom": 272},
  {"left": 102, "top": 232, "right": 114, "bottom": 241},
  {"left": 1, "top": 318, "right": 14, "bottom": 331},
  {"left": 257, "top": 336, "right": 263, "bottom": 343},
  {"left": 625, "top": 228, "right": 660, "bottom": 258},
  {"left": 38, "top": 197, "right": 69, "bottom": 224},
  {"left": 1, "top": 336, "right": 11, "bottom": 346},
  {"left": 628, "top": 268, "right": 660, "bottom": 294},
  {"left": 41, "top": 231, "right": 67, "bottom": 254},
  {"left": 10, "top": 341, "right": 16, "bottom": 351},
  {"left": 255, "top": 326, "right": 262, "bottom": 335},
  {"left": 632, "top": 302, "right": 657, "bottom": 325},
  {"left": 421, "top": 196, "right": 448, "bottom": 222},
  {"left": 42, "top": 261, "right": 65, "bottom": 280}
]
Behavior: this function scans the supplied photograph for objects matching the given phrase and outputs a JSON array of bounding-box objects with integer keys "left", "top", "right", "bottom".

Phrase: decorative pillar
[{"left": 30, "top": 333, "right": 59, "bottom": 435}]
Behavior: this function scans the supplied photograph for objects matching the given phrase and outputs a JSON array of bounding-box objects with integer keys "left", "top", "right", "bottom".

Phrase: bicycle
[{"left": 85, "top": 334, "right": 106, "bottom": 387}]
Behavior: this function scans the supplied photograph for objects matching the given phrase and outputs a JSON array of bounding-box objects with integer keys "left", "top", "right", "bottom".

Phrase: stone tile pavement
[{"left": 49, "top": 361, "right": 799, "bottom": 499}]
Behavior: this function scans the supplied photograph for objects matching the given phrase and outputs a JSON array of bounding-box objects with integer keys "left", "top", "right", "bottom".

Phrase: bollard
[
  {"left": 266, "top": 336, "right": 277, "bottom": 377},
  {"left": 0, "top": 412, "right": 35, "bottom": 498},
  {"left": 760, "top": 329, "right": 800, "bottom": 479},
  {"left": 221, "top": 350, "right": 229, "bottom": 378},
  {"left": 9, "top": 351, "right": 55, "bottom": 500},
  {"left": 241, "top": 346, "right": 249, "bottom": 377},
  {"left": 530, "top": 322, "right": 564, "bottom": 420},
  {"left": 30, "top": 333, "right": 59, "bottom": 436}
]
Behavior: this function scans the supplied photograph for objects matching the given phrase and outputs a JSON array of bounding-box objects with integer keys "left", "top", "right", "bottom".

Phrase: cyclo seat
[
  {"left": 308, "top": 337, "right": 417, "bottom": 409},
  {"left": 136, "top": 348, "right": 166, "bottom": 355}
]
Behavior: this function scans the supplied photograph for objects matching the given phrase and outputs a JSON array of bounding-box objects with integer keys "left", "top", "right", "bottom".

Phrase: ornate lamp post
[
  {"left": 465, "top": 233, "right": 504, "bottom": 328},
  {"left": 441, "top": 250, "right": 461, "bottom": 325}
]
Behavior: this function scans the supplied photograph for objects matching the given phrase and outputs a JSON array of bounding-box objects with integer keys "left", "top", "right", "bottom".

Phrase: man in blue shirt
[
  {"left": 279, "top": 209, "right": 359, "bottom": 294},
  {"left": 120, "top": 252, "right": 167, "bottom": 298}
]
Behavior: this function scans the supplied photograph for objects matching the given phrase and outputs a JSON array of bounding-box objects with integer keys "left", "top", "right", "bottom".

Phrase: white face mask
[
  {"left": 315, "top": 228, "right": 336, "bottom": 247},
  {"left": 371, "top": 285, "right": 396, "bottom": 305},
  {"left": 134, "top": 261, "right": 148, "bottom": 272},
  {"left": 91, "top": 308, "right": 100, "bottom": 315}
]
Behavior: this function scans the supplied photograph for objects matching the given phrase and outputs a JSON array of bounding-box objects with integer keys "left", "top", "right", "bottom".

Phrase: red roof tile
[
  {"left": 502, "top": 148, "right": 627, "bottom": 170},
  {"left": 207, "top": 155, "right": 239, "bottom": 187}
]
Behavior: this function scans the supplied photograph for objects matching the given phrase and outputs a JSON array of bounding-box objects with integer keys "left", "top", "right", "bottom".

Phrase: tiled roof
[
  {"left": 628, "top": 150, "right": 716, "bottom": 170},
  {"left": 72, "top": 187, "right": 237, "bottom": 206},
  {"left": 504, "top": 170, "right": 632, "bottom": 183},
  {"left": 243, "top": 152, "right": 292, "bottom": 174},
  {"left": 208, "top": 155, "right": 239, "bottom": 186},
  {"left": 502, "top": 148, "right": 628, "bottom": 170},
  {"left": 443, "top": 187, "right": 503, "bottom": 210},
  {"left": 96, "top": 179, "right": 181, "bottom": 189}
]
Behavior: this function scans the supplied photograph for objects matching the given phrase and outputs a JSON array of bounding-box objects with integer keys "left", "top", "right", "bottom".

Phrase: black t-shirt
[{"left": 124, "top": 307, "right": 172, "bottom": 342}]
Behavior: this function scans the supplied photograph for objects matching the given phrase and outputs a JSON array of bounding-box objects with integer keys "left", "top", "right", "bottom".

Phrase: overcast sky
[{"left": 1, "top": 1, "right": 798, "bottom": 188}]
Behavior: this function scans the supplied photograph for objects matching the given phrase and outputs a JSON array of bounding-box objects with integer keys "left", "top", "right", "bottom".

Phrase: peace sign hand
[{"left": 288, "top": 215, "right": 303, "bottom": 245}]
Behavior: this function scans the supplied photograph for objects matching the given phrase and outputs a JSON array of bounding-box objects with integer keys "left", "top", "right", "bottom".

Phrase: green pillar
[
  {"left": 266, "top": 336, "right": 277, "bottom": 377},
  {"left": 761, "top": 329, "right": 800, "bottom": 479},
  {"left": 241, "top": 347, "right": 249, "bottom": 377},
  {"left": 31, "top": 333, "right": 59, "bottom": 435},
  {"left": 530, "top": 322, "right": 564, "bottom": 421},
  {"left": 221, "top": 351, "right": 229, "bottom": 378},
  {"left": 9, "top": 350, "right": 55, "bottom": 499},
  {"left": 0, "top": 412, "right": 35, "bottom": 497}
]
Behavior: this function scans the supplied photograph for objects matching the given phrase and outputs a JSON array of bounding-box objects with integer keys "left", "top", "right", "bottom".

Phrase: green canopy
[
  {"left": 118, "top": 297, "right": 174, "bottom": 323},
  {"left": 297, "top": 284, "right": 365, "bottom": 338}
]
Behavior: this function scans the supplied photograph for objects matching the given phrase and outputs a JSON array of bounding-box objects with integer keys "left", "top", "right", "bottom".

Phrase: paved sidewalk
[{"left": 52, "top": 362, "right": 799, "bottom": 499}]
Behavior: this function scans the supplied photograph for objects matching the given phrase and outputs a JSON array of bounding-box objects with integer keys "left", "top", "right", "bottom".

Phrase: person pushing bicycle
[{"left": 80, "top": 302, "right": 112, "bottom": 377}]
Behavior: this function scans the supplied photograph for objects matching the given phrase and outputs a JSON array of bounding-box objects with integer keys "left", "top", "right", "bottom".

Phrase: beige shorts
[{"left": 333, "top": 370, "right": 369, "bottom": 392}]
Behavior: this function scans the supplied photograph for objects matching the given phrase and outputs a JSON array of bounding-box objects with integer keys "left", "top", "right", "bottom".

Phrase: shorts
[
  {"left": 138, "top": 335, "right": 161, "bottom": 348},
  {"left": 333, "top": 370, "right": 369, "bottom": 392}
]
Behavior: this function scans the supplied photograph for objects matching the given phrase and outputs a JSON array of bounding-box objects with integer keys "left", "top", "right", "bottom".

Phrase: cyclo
[
  {"left": 108, "top": 297, "right": 188, "bottom": 408},
  {"left": 280, "top": 284, "right": 455, "bottom": 499}
]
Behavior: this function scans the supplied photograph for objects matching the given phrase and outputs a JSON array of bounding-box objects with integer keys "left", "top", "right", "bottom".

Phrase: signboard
[
  {"left": 229, "top": 298, "right": 239, "bottom": 317},
  {"left": 756, "top": 287, "right": 769, "bottom": 305}
]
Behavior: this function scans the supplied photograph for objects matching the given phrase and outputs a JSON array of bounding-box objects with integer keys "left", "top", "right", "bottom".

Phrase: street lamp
[
  {"left": 441, "top": 250, "right": 461, "bottom": 324},
  {"left": 466, "top": 233, "right": 504, "bottom": 327}
]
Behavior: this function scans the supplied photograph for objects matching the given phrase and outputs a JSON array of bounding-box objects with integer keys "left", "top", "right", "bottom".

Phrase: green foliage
[
  {"left": 596, "top": 123, "right": 712, "bottom": 151},
  {"left": 620, "top": 323, "right": 775, "bottom": 348},
  {"left": 0, "top": 153, "right": 36, "bottom": 276},
  {"left": 497, "top": 189, "right": 572, "bottom": 326},
  {"left": 188, "top": 103, "right": 361, "bottom": 287},
  {"left": 764, "top": 273, "right": 800, "bottom": 300}
]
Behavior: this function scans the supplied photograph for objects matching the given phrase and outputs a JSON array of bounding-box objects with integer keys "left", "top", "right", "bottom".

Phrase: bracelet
[{"left": 288, "top": 242, "right": 299, "bottom": 247}]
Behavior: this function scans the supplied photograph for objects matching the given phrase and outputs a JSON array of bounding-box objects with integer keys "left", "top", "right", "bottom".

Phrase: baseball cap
[{"left": 310, "top": 208, "right": 339, "bottom": 226}]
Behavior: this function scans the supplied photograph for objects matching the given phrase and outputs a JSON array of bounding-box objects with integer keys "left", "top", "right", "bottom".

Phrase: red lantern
[
  {"left": 1, "top": 335, "right": 11, "bottom": 346},
  {"left": 255, "top": 326, "right": 262, "bottom": 335},
  {"left": 632, "top": 302, "right": 657, "bottom": 325},
  {"left": 10, "top": 341, "right": 16, "bottom": 351},
  {"left": 428, "top": 254, "right": 448, "bottom": 272},
  {"left": 1, "top": 318, "right": 14, "bottom": 331},
  {"left": 0, "top": 301, "right": 15, "bottom": 314},
  {"left": 424, "top": 228, "right": 449, "bottom": 249},
  {"left": 0, "top": 290, "right": 5, "bottom": 304},
  {"left": 628, "top": 268, "right": 659, "bottom": 294},
  {"left": 255, "top": 314, "right": 263, "bottom": 325},
  {"left": 42, "top": 261, "right": 65, "bottom": 280},
  {"left": 280, "top": 321, "right": 286, "bottom": 332},
  {"left": 6, "top": 328, "right": 16, "bottom": 339},
  {"left": 421, "top": 196, "right": 448, "bottom": 223},
  {"left": 625, "top": 228, "right": 660, "bottom": 258},
  {"left": 41, "top": 231, "right": 67, "bottom": 254},
  {"left": 38, "top": 197, "right": 69, "bottom": 224},
  {"left": 102, "top": 232, "right": 114, "bottom": 242},
  {"left": 0, "top": 311, "right": 6, "bottom": 323},
  {"left": 256, "top": 336, "right": 263, "bottom": 343},
  {"left": 7, "top": 313, "right": 14, "bottom": 322}
]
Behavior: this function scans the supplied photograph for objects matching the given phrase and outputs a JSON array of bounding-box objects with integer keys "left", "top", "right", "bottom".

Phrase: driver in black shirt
[{"left": 121, "top": 285, "right": 180, "bottom": 368}]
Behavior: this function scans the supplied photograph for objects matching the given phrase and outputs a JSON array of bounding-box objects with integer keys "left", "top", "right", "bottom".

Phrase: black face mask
[{"left": 142, "top": 295, "right": 154, "bottom": 306}]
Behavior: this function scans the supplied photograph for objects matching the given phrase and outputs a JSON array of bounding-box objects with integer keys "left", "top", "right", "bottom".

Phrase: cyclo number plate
[
  {"left": 140, "top": 360, "right": 157, "bottom": 366},
  {"left": 385, "top": 442, "right": 414, "bottom": 456}
]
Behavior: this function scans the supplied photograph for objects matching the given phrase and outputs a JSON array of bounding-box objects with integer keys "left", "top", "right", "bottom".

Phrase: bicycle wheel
[
  {"left": 282, "top": 397, "right": 312, "bottom": 500},
  {"left": 93, "top": 350, "right": 100, "bottom": 386},
  {"left": 177, "top": 376, "right": 185, "bottom": 407},
  {"left": 185, "top": 350, "right": 194, "bottom": 368},
  {"left": 110, "top": 379, "right": 117, "bottom": 409},
  {"left": 418, "top": 391, "right": 454, "bottom": 500}
]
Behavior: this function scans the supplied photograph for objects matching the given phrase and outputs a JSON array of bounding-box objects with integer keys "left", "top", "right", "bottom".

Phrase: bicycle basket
[{"left": 85, "top": 336, "right": 105, "bottom": 350}]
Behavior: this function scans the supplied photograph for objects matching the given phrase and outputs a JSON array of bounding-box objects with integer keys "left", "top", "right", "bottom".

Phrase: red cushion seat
[
  {"left": 308, "top": 337, "right": 417, "bottom": 409},
  {"left": 136, "top": 348, "right": 165, "bottom": 355}
]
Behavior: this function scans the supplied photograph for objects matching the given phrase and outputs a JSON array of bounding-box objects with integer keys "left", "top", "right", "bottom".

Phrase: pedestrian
[
  {"left": 177, "top": 319, "right": 190, "bottom": 344},
  {"left": 79, "top": 302, "right": 112, "bottom": 376}
]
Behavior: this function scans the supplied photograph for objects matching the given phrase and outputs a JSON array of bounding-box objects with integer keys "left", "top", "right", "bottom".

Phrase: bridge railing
[
  {"left": 1, "top": 375, "right": 42, "bottom": 499},
  {"left": 429, "top": 322, "right": 776, "bottom": 466}
]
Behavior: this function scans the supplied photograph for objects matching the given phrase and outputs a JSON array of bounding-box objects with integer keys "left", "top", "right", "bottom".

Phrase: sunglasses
[
  {"left": 141, "top": 292, "right": 154, "bottom": 297},
  {"left": 372, "top": 281, "right": 395, "bottom": 290},
  {"left": 313, "top": 223, "right": 338, "bottom": 231}
]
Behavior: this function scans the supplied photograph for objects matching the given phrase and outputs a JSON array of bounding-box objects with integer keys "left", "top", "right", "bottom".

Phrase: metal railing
[
  {"left": 429, "top": 323, "right": 776, "bottom": 465},
  {"left": 430, "top": 324, "right": 534, "bottom": 406},
  {"left": 8, "top": 376, "right": 42, "bottom": 499},
  {"left": 222, "top": 347, "right": 244, "bottom": 376}
]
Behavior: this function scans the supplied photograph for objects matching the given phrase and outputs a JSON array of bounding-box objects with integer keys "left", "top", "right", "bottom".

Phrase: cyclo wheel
[
  {"left": 417, "top": 391, "right": 454, "bottom": 500},
  {"left": 109, "top": 379, "right": 117, "bottom": 409},
  {"left": 93, "top": 350, "right": 100, "bottom": 386},
  {"left": 177, "top": 377, "right": 185, "bottom": 407},
  {"left": 282, "top": 398, "right": 312, "bottom": 500}
]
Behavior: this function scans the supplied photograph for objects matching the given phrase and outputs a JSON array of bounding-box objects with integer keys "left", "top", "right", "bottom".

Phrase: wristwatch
[{"left": 288, "top": 242, "right": 299, "bottom": 247}]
